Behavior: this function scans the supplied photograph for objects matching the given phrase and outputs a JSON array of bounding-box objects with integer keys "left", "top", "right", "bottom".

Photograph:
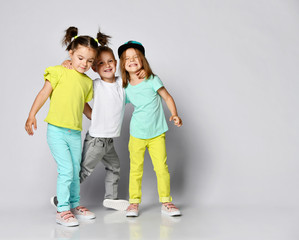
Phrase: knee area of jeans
[
  {"left": 58, "top": 171, "right": 74, "bottom": 179},
  {"left": 153, "top": 168, "right": 170, "bottom": 175},
  {"left": 72, "top": 175, "right": 80, "bottom": 181},
  {"left": 80, "top": 170, "right": 90, "bottom": 179},
  {"left": 112, "top": 167, "right": 121, "bottom": 173},
  {"left": 153, "top": 164, "right": 169, "bottom": 171},
  {"left": 131, "top": 166, "right": 144, "bottom": 173}
]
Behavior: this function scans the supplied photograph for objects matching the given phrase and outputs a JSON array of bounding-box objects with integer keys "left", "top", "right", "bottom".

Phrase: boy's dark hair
[{"left": 96, "top": 30, "right": 115, "bottom": 60}]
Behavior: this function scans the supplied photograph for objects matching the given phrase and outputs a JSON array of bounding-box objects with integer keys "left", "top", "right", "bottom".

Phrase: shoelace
[
  {"left": 60, "top": 211, "right": 75, "bottom": 220},
  {"left": 163, "top": 202, "right": 178, "bottom": 210},
  {"left": 127, "top": 204, "right": 138, "bottom": 211},
  {"left": 76, "top": 206, "right": 89, "bottom": 213}
]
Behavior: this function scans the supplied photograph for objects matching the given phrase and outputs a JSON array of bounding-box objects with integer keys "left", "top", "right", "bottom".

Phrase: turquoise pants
[{"left": 47, "top": 124, "right": 82, "bottom": 212}]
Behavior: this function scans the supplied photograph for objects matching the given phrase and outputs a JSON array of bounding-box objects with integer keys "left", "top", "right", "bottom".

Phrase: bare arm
[
  {"left": 157, "top": 87, "right": 182, "bottom": 127},
  {"left": 25, "top": 80, "right": 53, "bottom": 135},
  {"left": 83, "top": 103, "right": 92, "bottom": 120}
]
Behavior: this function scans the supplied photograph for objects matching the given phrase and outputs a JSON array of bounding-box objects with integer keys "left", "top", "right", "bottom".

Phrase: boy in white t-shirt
[
  {"left": 51, "top": 38, "right": 145, "bottom": 211},
  {"left": 80, "top": 45, "right": 128, "bottom": 210}
]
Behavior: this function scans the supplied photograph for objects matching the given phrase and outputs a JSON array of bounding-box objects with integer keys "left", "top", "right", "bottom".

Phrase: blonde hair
[{"left": 119, "top": 48, "right": 154, "bottom": 88}]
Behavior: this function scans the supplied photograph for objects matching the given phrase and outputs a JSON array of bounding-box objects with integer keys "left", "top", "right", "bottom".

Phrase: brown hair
[
  {"left": 96, "top": 30, "right": 115, "bottom": 60},
  {"left": 119, "top": 48, "right": 154, "bottom": 88},
  {"left": 62, "top": 26, "right": 101, "bottom": 53}
]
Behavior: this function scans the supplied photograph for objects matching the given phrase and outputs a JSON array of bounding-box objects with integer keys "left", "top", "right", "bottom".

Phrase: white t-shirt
[{"left": 88, "top": 76, "right": 125, "bottom": 138}]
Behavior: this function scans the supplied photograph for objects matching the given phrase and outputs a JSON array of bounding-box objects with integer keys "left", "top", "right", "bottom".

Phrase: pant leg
[
  {"left": 47, "top": 124, "right": 75, "bottom": 212},
  {"left": 101, "top": 139, "right": 120, "bottom": 199},
  {"left": 67, "top": 129, "right": 82, "bottom": 209},
  {"left": 80, "top": 132, "right": 106, "bottom": 183},
  {"left": 147, "top": 133, "right": 172, "bottom": 203},
  {"left": 128, "top": 135, "right": 147, "bottom": 204}
]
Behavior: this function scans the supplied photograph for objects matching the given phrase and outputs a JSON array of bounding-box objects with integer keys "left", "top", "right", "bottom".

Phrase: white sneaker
[
  {"left": 161, "top": 202, "right": 181, "bottom": 216},
  {"left": 50, "top": 196, "right": 58, "bottom": 208},
  {"left": 71, "top": 206, "right": 96, "bottom": 220},
  {"left": 56, "top": 211, "right": 79, "bottom": 227},
  {"left": 126, "top": 204, "right": 139, "bottom": 217},
  {"left": 103, "top": 199, "right": 130, "bottom": 211}
]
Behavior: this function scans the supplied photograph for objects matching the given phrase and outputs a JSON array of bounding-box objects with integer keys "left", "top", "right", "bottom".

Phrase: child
[
  {"left": 25, "top": 26, "right": 99, "bottom": 227},
  {"left": 52, "top": 33, "right": 146, "bottom": 211},
  {"left": 118, "top": 41, "right": 182, "bottom": 217}
]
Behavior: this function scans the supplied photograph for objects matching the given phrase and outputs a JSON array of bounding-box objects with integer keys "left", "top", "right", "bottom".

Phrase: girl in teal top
[
  {"left": 118, "top": 41, "right": 182, "bottom": 217},
  {"left": 25, "top": 27, "right": 100, "bottom": 227}
]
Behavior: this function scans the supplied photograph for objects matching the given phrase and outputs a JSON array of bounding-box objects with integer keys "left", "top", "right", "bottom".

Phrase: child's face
[
  {"left": 69, "top": 45, "right": 97, "bottom": 73},
  {"left": 93, "top": 51, "right": 117, "bottom": 82},
  {"left": 124, "top": 48, "right": 142, "bottom": 74}
]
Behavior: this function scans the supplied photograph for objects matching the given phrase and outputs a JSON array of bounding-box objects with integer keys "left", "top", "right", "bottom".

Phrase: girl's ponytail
[
  {"left": 62, "top": 26, "right": 78, "bottom": 47},
  {"left": 96, "top": 29, "right": 111, "bottom": 47},
  {"left": 62, "top": 26, "right": 98, "bottom": 52}
]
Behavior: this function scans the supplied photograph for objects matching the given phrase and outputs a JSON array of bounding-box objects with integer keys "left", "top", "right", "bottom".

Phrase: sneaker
[
  {"left": 56, "top": 211, "right": 79, "bottom": 227},
  {"left": 50, "top": 196, "right": 58, "bottom": 208},
  {"left": 161, "top": 202, "right": 181, "bottom": 216},
  {"left": 126, "top": 203, "right": 139, "bottom": 217},
  {"left": 71, "top": 206, "right": 96, "bottom": 220},
  {"left": 103, "top": 199, "right": 130, "bottom": 211}
]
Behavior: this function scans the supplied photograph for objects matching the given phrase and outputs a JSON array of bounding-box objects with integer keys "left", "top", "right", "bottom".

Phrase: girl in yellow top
[{"left": 25, "top": 26, "right": 99, "bottom": 227}]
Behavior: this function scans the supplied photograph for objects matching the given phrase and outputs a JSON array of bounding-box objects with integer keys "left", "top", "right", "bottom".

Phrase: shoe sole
[
  {"left": 56, "top": 219, "right": 79, "bottom": 227},
  {"left": 50, "top": 196, "right": 58, "bottom": 208},
  {"left": 74, "top": 214, "right": 96, "bottom": 220},
  {"left": 103, "top": 199, "right": 130, "bottom": 211},
  {"left": 126, "top": 212, "right": 139, "bottom": 217},
  {"left": 161, "top": 210, "right": 181, "bottom": 216}
]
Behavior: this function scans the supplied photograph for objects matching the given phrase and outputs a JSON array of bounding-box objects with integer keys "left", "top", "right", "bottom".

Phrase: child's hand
[
  {"left": 62, "top": 60, "right": 73, "bottom": 69},
  {"left": 25, "top": 116, "right": 37, "bottom": 135},
  {"left": 136, "top": 69, "right": 147, "bottom": 79},
  {"left": 169, "top": 115, "right": 182, "bottom": 127}
]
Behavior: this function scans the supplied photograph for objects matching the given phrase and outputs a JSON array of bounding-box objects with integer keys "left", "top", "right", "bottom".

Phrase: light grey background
[{"left": 0, "top": 0, "right": 298, "bottom": 210}]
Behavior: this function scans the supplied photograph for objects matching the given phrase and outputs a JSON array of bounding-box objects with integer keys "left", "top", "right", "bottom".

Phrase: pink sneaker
[
  {"left": 71, "top": 206, "right": 96, "bottom": 220},
  {"left": 56, "top": 211, "right": 79, "bottom": 227},
  {"left": 161, "top": 202, "right": 181, "bottom": 216},
  {"left": 126, "top": 203, "right": 139, "bottom": 217}
]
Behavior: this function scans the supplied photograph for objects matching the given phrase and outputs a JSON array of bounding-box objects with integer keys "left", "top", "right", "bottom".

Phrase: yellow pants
[{"left": 128, "top": 133, "right": 172, "bottom": 203}]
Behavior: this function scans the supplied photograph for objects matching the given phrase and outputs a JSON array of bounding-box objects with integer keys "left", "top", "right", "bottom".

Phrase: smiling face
[
  {"left": 69, "top": 45, "right": 97, "bottom": 73},
  {"left": 124, "top": 48, "right": 143, "bottom": 74},
  {"left": 93, "top": 51, "right": 117, "bottom": 82}
]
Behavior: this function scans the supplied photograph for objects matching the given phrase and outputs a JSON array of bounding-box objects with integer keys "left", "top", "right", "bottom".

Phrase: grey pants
[{"left": 80, "top": 132, "right": 120, "bottom": 199}]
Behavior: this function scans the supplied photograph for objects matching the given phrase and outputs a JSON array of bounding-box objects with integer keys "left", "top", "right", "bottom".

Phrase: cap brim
[{"left": 118, "top": 43, "right": 145, "bottom": 58}]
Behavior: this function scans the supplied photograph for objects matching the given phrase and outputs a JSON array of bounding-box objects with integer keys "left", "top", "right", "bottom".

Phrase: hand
[
  {"left": 169, "top": 115, "right": 182, "bottom": 127},
  {"left": 62, "top": 60, "right": 73, "bottom": 69},
  {"left": 25, "top": 116, "right": 37, "bottom": 135},
  {"left": 136, "top": 69, "right": 147, "bottom": 79}
]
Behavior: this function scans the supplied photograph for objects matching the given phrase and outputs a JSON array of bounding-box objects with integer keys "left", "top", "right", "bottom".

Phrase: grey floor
[{"left": 2, "top": 204, "right": 298, "bottom": 240}]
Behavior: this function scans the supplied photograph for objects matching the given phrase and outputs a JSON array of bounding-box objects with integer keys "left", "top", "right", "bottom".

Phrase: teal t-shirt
[{"left": 125, "top": 75, "right": 168, "bottom": 139}]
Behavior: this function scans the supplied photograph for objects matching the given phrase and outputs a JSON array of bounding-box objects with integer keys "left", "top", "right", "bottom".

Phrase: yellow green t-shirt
[{"left": 44, "top": 65, "right": 93, "bottom": 131}]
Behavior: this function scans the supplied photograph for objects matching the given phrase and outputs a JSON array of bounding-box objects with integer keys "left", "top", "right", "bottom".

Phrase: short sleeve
[
  {"left": 150, "top": 75, "right": 164, "bottom": 92},
  {"left": 85, "top": 84, "right": 93, "bottom": 102},
  {"left": 125, "top": 92, "right": 130, "bottom": 104},
  {"left": 44, "top": 66, "right": 61, "bottom": 90}
]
